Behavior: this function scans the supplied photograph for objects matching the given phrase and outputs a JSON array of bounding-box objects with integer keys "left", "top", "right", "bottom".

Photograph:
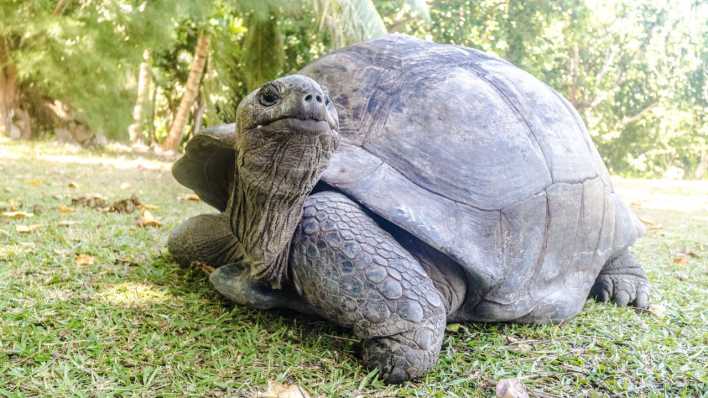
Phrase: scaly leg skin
[
  {"left": 590, "top": 249, "right": 650, "bottom": 308},
  {"left": 210, "top": 264, "right": 316, "bottom": 315},
  {"left": 167, "top": 213, "right": 239, "bottom": 267},
  {"left": 290, "top": 192, "right": 447, "bottom": 384}
]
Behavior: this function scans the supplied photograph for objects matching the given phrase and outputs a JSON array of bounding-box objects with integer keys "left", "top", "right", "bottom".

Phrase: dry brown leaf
[
  {"left": 109, "top": 195, "right": 142, "bottom": 213},
  {"left": 75, "top": 254, "right": 95, "bottom": 266},
  {"left": 257, "top": 382, "right": 311, "bottom": 398},
  {"left": 58, "top": 205, "right": 75, "bottom": 214},
  {"left": 71, "top": 194, "right": 108, "bottom": 209},
  {"left": 2, "top": 211, "right": 33, "bottom": 219},
  {"left": 16, "top": 224, "right": 41, "bottom": 233},
  {"left": 191, "top": 261, "right": 215, "bottom": 274},
  {"left": 179, "top": 193, "right": 201, "bottom": 202},
  {"left": 686, "top": 251, "right": 701, "bottom": 259},
  {"left": 136, "top": 210, "right": 161, "bottom": 228},
  {"left": 496, "top": 378, "right": 529, "bottom": 398},
  {"left": 672, "top": 256, "right": 689, "bottom": 265},
  {"left": 68, "top": 181, "right": 78, "bottom": 189}
]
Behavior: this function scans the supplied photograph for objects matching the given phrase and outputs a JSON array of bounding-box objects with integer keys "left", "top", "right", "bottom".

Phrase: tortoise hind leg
[
  {"left": 290, "top": 192, "right": 447, "bottom": 383},
  {"left": 168, "top": 213, "right": 239, "bottom": 267},
  {"left": 590, "top": 248, "right": 650, "bottom": 308}
]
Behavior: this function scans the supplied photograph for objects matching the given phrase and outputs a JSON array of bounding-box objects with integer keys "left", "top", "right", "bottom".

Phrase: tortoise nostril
[
  {"left": 315, "top": 95, "right": 322, "bottom": 103},
  {"left": 304, "top": 94, "right": 313, "bottom": 102}
]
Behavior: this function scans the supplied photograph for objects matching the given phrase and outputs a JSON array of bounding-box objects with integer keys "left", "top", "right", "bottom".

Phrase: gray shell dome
[
  {"left": 175, "top": 34, "right": 644, "bottom": 322},
  {"left": 302, "top": 34, "right": 644, "bottom": 321}
]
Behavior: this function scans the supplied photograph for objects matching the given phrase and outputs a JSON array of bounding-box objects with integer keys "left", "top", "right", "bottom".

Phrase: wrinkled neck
[{"left": 229, "top": 132, "right": 335, "bottom": 288}]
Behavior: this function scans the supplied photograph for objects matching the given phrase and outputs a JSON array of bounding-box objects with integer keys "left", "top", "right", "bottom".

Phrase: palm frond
[
  {"left": 404, "top": 0, "right": 431, "bottom": 22},
  {"left": 313, "top": 0, "right": 387, "bottom": 47}
]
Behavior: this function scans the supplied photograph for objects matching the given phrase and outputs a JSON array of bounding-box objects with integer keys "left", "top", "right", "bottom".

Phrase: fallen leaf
[
  {"left": 58, "top": 205, "right": 75, "bottom": 214},
  {"left": 672, "top": 256, "right": 689, "bottom": 265},
  {"left": 140, "top": 203, "right": 159, "bottom": 210},
  {"left": 2, "top": 211, "right": 33, "bottom": 219},
  {"left": 16, "top": 224, "right": 41, "bottom": 233},
  {"left": 136, "top": 210, "right": 161, "bottom": 228},
  {"left": 496, "top": 378, "right": 529, "bottom": 398},
  {"left": 191, "top": 261, "right": 215, "bottom": 274},
  {"left": 648, "top": 303, "right": 667, "bottom": 319},
  {"left": 68, "top": 181, "right": 78, "bottom": 189},
  {"left": 72, "top": 194, "right": 108, "bottom": 209},
  {"left": 75, "top": 254, "right": 95, "bottom": 266},
  {"left": 109, "top": 195, "right": 142, "bottom": 213},
  {"left": 257, "top": 382, "right": 311, "bottom": 398},
  {"left": 179, "top": 193, "right": 201, "bottom": 202}
]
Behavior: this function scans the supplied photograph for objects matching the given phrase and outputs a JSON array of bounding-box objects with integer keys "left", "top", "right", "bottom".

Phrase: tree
[
  {"left": 0, "top": 0, "right": 211, "bottom": 140},
  {"left": 128, "top": 50, "right": 152, "bottom": 144},
  {"left": 162, "top": 32, "right": 210, "bottom": 151}
]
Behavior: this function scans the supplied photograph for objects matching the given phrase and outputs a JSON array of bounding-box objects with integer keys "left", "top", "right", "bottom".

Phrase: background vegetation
[{"left": 1, "top": 0, "right": 706, "bottom": 178}]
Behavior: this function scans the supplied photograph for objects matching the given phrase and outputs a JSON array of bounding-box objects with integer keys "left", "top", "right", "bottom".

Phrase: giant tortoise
[{"left": 168, "top": 34, "right": 649, "bottom": 383}]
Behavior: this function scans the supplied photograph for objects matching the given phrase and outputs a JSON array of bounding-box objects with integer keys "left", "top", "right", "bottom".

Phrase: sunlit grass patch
[
  {"left": 97, "top": 282, "right": 173, "bottom": 308},
  {"left": 1, "top": 141, "right": 706, "bottom": 397}
]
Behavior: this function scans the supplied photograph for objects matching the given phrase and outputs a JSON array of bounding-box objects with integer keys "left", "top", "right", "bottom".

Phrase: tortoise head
[
  {"left": 234, "top": 74, "right": 340, "bottom": 197},
  {"left": 230, "top": 75, "right": 340, "bottom": 287}
]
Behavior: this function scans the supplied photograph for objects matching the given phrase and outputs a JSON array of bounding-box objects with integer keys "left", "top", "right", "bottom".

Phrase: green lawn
[{"left": 1, "top": 139, "right": 706, "bottom": 397}]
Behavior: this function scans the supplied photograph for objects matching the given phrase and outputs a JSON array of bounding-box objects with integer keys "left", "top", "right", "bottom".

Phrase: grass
[{"left": 1, "top": 138, "right": 706, "bottom": 397}]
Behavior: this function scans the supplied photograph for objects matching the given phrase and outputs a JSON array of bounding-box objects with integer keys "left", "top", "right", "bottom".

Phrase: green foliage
[
  {"left": 386, "top": 0, "right": 707, "bottom": 178},
  {"left": 0, "top": 0, "right": 704, "bottom": 177},
  {"left": 0, "top": 0, "right": 212, "bottom": 139}
]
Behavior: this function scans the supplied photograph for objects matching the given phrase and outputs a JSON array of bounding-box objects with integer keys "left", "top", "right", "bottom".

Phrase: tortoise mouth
[{"left": 250, "top": 117, "right": 334, "bottom": 134}]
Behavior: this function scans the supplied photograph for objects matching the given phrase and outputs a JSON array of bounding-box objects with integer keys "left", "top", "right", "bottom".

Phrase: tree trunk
[
  {"left": 0, "top": 39, "right": 18, "bottom": 137},
  {"left": 16, "top": 107, "right": 32, "bottom": 139},
  {"left": 162, "top": 33, "right": 209, "bottom": 151},
  {"left": 128, "top": 49, "right": 151, "bottom": 144},
  {"left": 53, "top": 0, "right": 72, "bottom": 16},
  {"left": 193, "top": 91, "right": 206, "bottom": 137}
]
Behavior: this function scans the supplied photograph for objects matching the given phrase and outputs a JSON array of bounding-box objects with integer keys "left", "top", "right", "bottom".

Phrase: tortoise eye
[{"left": 258, "top": 84, "right": 280, "bottom": 106}]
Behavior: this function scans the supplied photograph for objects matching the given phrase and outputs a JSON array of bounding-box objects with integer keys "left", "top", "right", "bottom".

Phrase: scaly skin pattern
[
  {"left": 290, "top": 191, "right": 447, "bottom": 383},
  {"left": 591, "top": 249, "right": 650, "bottom": 308},
  {"left": 167, "top": 213, "right": 239, "bottom": 267}
]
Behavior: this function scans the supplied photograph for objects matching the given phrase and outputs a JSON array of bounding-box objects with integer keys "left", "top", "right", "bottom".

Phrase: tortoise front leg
[
  {"left": 169, "top": 213, "right": 315, "bottom": 314},
  {"left": 290, "top": 192, "right": 447, "bottom": 383}
]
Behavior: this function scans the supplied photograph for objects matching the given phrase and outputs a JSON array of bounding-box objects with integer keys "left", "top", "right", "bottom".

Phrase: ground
[{"left": 0, "top": 139, "right": 706, "bottom": 397}]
